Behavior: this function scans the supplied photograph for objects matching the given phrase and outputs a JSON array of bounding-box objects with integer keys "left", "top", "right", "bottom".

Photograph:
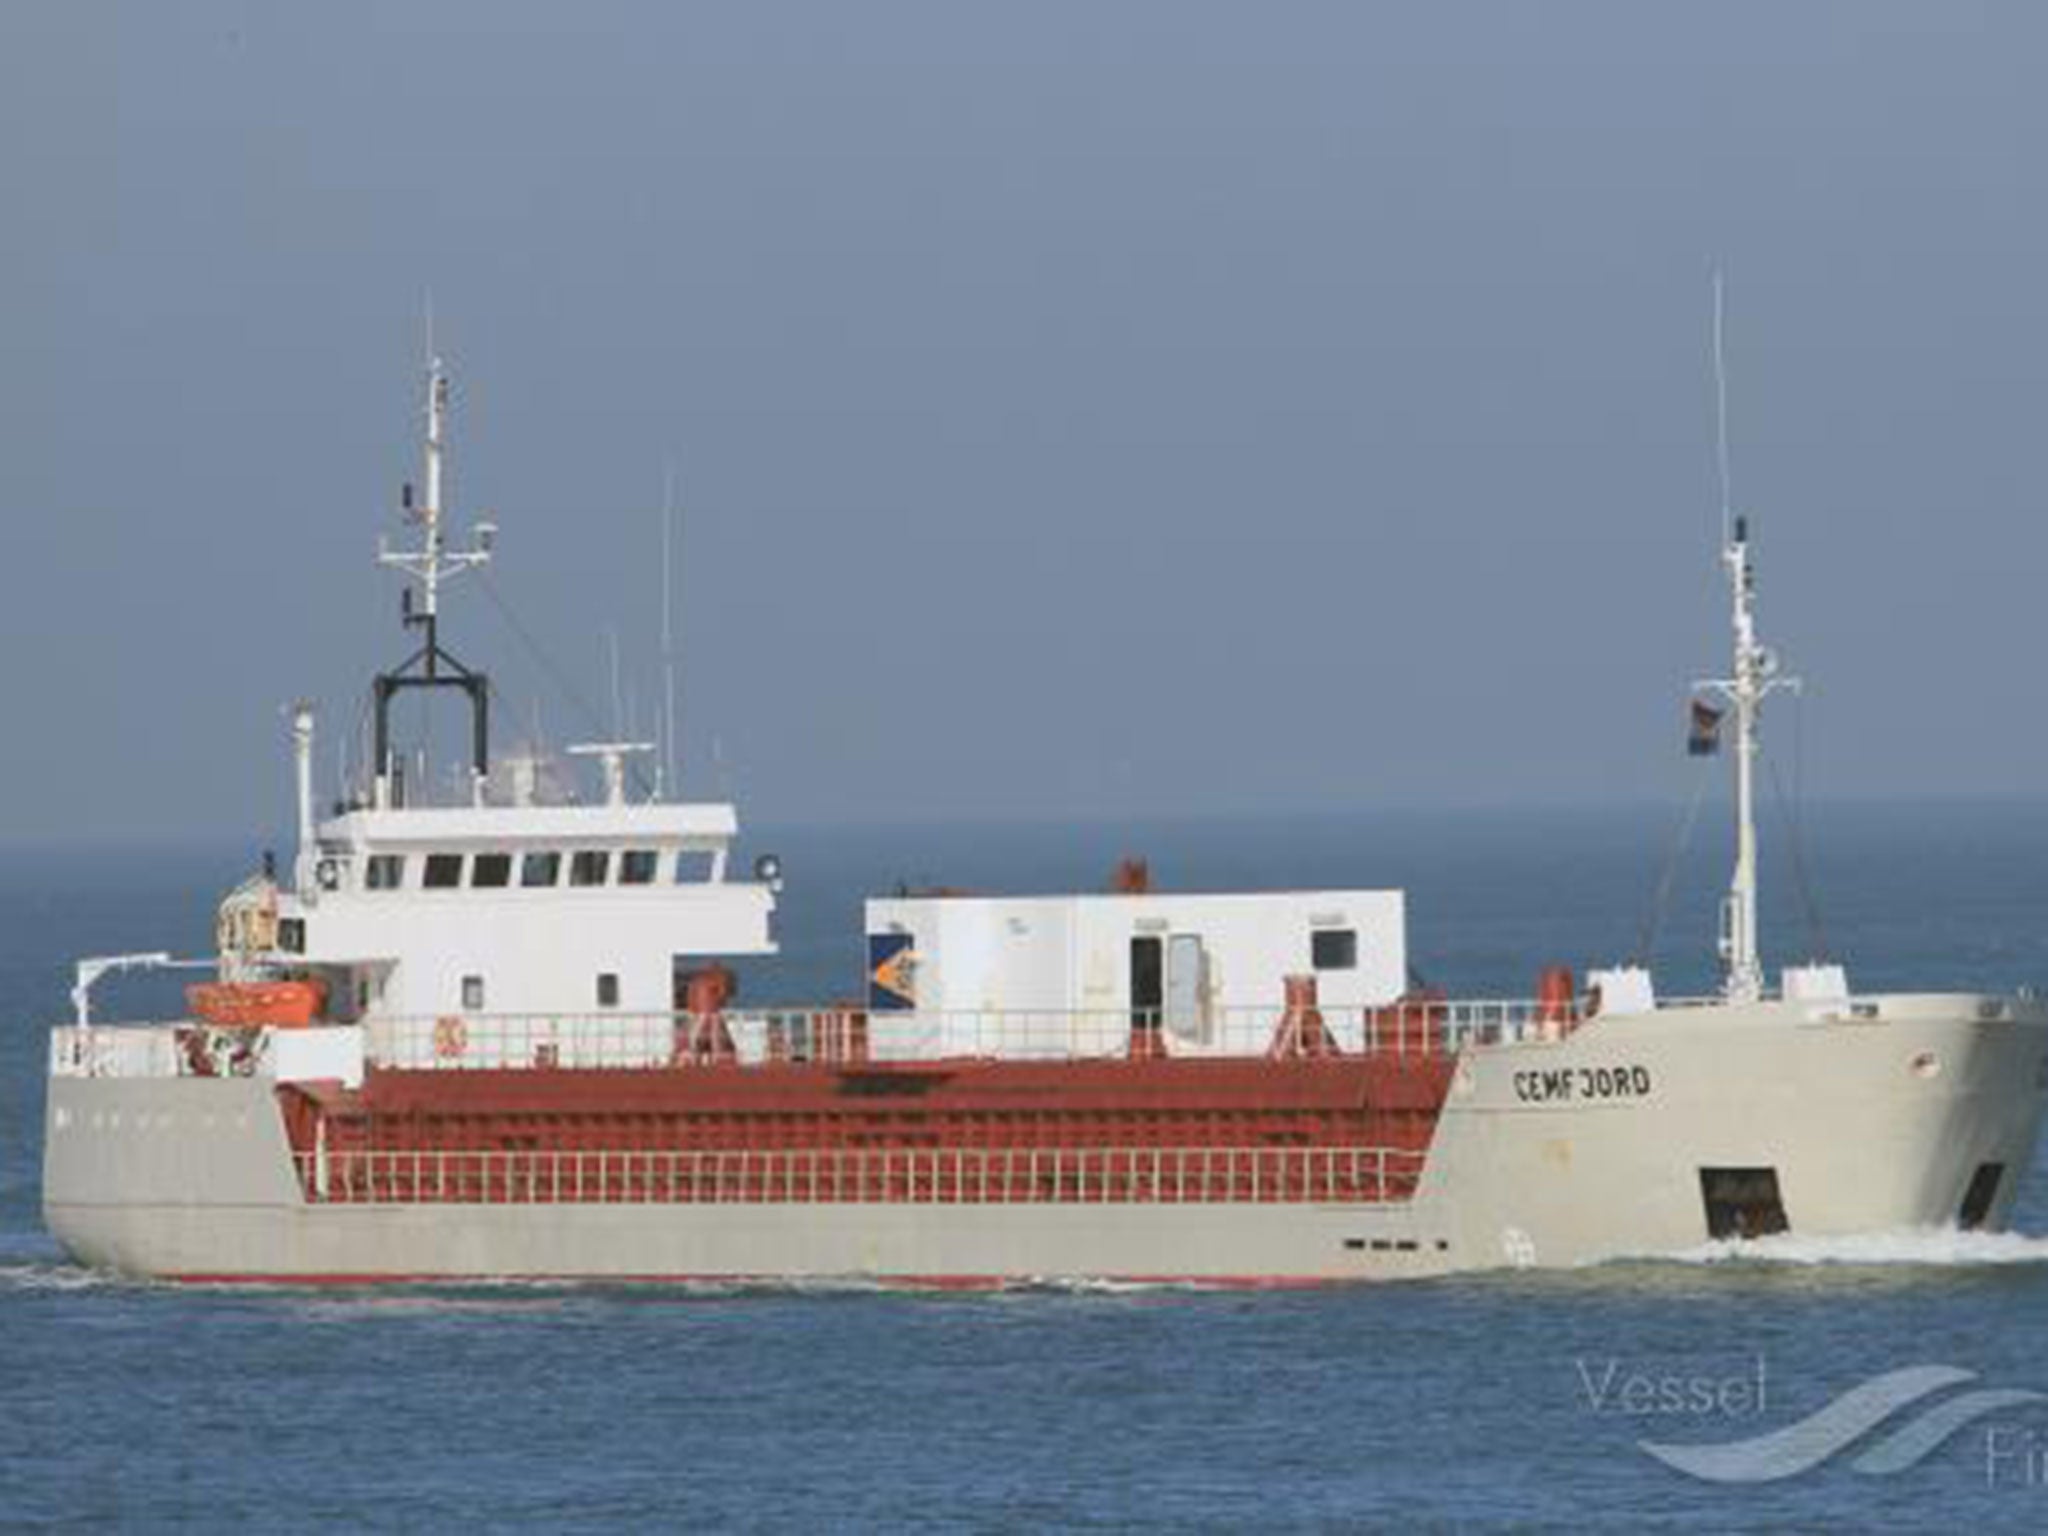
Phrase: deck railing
[
  {"left": 47, "top": 1026, "right": 184, "bottom": 1080},
  {"left": 47, "top": 997, "right": 1611, "bottom": 1079},
  {"left": 294, "top": 1142, "right": 1429, "bottom": 1208},
  {"left": 355, "top": 1000, "right": 1572, "bottom": 1072}
]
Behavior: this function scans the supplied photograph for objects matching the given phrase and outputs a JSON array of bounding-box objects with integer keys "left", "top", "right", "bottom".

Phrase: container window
[
  {"left": 570, "top": 850, "right": 611, "bottom": 887},
  {"left": 471, "top": 853, "right": 513, "bottom": 888},
  {"left": 597, "top": 973, "right": 620, "bottom": 1008},
  {"left": 619, "top": 850, "right": 659, "bottom": 885},
  {"left": 521, "top": 852, "right": 561, "bottom": 888},
  {"left": 461, "top": 975, "right": 485, "bottom": 1011},
  {"left": 424, "top": 854, "right": 464, "bottom": 889},
  {"left": 1312, "top": 929, "right": 1358, "bottom": 971},
  {"left": 366, "top": 854, "right": 406, "bottom": 891}
]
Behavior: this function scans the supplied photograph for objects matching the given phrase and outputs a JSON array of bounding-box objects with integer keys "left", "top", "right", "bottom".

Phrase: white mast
[
  {"left": 374, "top": 354, "right": 497, "bottom": 807},
  {"left": 1698, "top": 521, "right": 1794, "bottom": 1001},
  {"left": 1695, "top": 280, "right": 1797, "bottom": 1003},
  {"left": 291, "top": 702, "right": 316, "bottom": 891},
  {"left": 379, "top": 358, "right": 493, "bottom": 627}
]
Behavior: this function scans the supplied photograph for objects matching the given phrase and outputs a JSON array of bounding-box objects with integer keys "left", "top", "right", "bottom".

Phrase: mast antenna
[
  {"left": 1694, "top": 276, "right": 1800, "bottom": 1004},
  {"left": 1712, "top": 267, "right": 1733, "bottom": 550},
  {"left": 607, "top": 627, "right": 624, "bottom": 740},
  {"left": 372, "top": 347, "right": 498, "bottom": 808},
  {"left": 660, "top": 462, "right": 680, "bottom": 800}
]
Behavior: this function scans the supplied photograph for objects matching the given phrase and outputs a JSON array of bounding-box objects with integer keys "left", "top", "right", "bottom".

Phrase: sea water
[{"left": 4, "top": 802, "right": 2048, "bottom": 1531}]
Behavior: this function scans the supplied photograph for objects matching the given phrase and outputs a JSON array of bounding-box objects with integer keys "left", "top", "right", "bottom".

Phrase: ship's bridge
[
  {"left": 305, "top": 800, "right": 745, "bottom": 893},
  {"left": 268, "top": 796, "right": 778, "bottom": 1025}
]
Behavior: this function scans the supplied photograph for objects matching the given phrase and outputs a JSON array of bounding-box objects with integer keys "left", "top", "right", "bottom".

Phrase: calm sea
[{"left": 5, "top": 802, "right": 2048, "bottom": 1531}]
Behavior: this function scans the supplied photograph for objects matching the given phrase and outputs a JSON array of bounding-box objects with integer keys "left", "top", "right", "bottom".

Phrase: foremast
[{"left": 1697, "top": 517, "right": 1797, "bottom": 1003}]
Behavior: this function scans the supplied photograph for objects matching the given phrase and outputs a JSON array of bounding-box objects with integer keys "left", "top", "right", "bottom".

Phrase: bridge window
[
  {"left": 620, "top": 850, "right": 659, "bottom": 885},
  {"left": 521, "top": 852, "right": 560, "bottom": 888},
  {"left": 597, "top": 973, "right": 620, "bottom": 1008},
  {"left": 1312, "top": 929, "right": 1358, "bottom": 971},
  {"left": 277, "top": 918, "right": 305, "bottom": 954},
  {"left": 570, "top": 850, "right": 611, "bottom": 887},
  {"left": 365, "top": 854, "right": 406, "bottom": 890},
  {"left": 674, "top": 851, "right": 716, "bottom": 884},
  {"left": 471, "top": 852, "right": 513, "bottom": 888},
  {"left": 424, "top": 854, "right": 464, "bottom": 889}
]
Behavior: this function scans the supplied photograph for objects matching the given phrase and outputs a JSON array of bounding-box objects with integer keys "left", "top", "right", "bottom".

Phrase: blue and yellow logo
[{"left": 868, "top": 933, "right": 917, "bottom": 1011}]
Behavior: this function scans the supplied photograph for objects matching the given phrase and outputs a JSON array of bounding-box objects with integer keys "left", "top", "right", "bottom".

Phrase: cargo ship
[{"left": 41, "top": 361, "right": 2048, "bottom": 1283}]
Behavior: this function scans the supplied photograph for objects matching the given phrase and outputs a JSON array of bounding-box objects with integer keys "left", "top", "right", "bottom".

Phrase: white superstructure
[{"left": 273, "top": 800, "right": 775, "bottom": 1021}]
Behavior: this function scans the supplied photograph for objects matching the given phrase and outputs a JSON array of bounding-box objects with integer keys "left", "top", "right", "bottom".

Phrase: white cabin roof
[{"left": 320, "top": 801, "right": 740, "bottom": 850}]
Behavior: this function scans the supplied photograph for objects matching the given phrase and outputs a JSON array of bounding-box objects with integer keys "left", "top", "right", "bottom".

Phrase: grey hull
[{"left": 43, "top": 995, "right": 2048, "bottom": 1281}]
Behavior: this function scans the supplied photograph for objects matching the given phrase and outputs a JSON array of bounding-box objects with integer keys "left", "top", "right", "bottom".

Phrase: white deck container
[{"left": 862, "top": 890, "right": 1406, "bottom": 1059}]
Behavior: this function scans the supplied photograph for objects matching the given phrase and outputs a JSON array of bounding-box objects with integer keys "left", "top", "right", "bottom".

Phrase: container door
[
  {"left": 1165, "top": 934, "right": 1207, "bottom": 1042},
  {"left": 1129, "top": 936, "right": 1163, "bottom": 1031}
]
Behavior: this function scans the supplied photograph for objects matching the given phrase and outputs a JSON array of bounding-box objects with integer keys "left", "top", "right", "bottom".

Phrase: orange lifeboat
[{"left": 186, "top": 978, "right": 328, "bottom": 1028}]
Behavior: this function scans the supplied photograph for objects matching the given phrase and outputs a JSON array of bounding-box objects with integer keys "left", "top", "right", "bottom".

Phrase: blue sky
[{"left": 2, "top": 3, "right": 2044, "bottom": 842}]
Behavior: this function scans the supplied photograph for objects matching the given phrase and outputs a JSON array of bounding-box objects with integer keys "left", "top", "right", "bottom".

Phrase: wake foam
[
  {"left": 173, "top": 1273, "right": 1226, "bottom": 1306},
  {"left": 0, "top": 1261, "right": 123, "bottom": 1294},
  {"left": 1660, "top": 1226, "right": 2048, "bottom": 1269},
  {"left": 1003, "top": 1276, "right": 1221, "bottom": 1296}
]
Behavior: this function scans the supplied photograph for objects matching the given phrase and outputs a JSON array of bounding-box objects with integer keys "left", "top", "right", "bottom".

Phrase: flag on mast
[{"left": 1688, "top": 698, "right": 1724, "bottom": 757}]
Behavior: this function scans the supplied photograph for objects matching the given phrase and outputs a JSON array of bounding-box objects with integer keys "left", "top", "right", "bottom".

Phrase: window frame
[{"left": 1311, "top": 928, "right": 1359, "bottom": 972}]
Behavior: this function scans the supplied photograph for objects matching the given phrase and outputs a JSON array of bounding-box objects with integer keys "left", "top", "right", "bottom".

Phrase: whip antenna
[
  {"left": 1712, "top": 267, "right": 1733, "bottom": 549},
  {"left": 660, "top": 461, "right": 679, "bottom": 799}
]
